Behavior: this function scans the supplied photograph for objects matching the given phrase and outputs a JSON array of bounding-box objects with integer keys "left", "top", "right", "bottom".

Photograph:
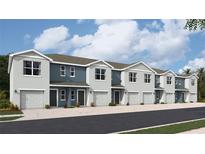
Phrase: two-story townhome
[{"left": 8, "top": 49, "right": 198, "bottom": 109}]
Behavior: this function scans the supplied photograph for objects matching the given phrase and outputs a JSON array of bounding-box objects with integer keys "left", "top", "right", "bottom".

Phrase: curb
[{"left": 112, "top": 117, "right": 205, "bottom": 134}]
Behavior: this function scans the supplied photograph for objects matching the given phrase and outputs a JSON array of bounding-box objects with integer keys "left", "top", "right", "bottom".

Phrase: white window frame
[
  {"left": 167, "top": 76, "right": 172, "bottom": 84},
  {"left": 129, "top": 72, "right": 137, "bottom": 82},
  {"left": 60, "top": 89, "right": 66, "bottom": 101},
  {"left": 191, "top": 79, "right": 195, "bottom": 86},
  {"left": 95, "top": 68, "right": 106, "bottom": 80},
  {"left": 144, "top": 74, "right": 151, "bottom": 83},
  {"left": 71, "top": 90, "right": 75, "bottom": 100},
  {"left": 70, "top": 67, "right": 75, "bottom": 77},
  {"left": 60, "top": 65, "right": 66, "bottom": 77},
  {"left": 23, "top": 60, "right": 41, "bottom": 76}
]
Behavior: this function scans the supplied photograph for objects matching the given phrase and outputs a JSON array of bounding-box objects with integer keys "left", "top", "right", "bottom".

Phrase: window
[
  {"left": 191, "top": 79, "right": 195, "bottom": 86},
  {"left": 70, "top": 67, "right": 75, "bottom": 77},
  {"left": 60, "top": 65, "right": 66, "bottom": 76},
  {"left": 71, "top": 90, "right": 75, "bottom": 100},
  {"left": 167, "top": 76, "right": 172, "bottom": 84},
  {"left": 23, "top": 60, "right": 41, "bottom": 76},
  {"left": 95, "top": 68, "right": 106, "bottom": 80},
  {"left": 144, "top": 74, "right": 151, "bottom": 83},
  {"left": 60, "top": 90, "right": 66, "bottom": 101},
  {"left": 129, "top": 72, "right": 137, "bottom": 82}
]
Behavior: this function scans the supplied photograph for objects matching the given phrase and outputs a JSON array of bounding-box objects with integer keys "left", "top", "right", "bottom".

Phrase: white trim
[
  {"left": 50, "top": 88, "right": 59, "bottom": 107},
  {"left": 60, "top": 65, "right": 66, "bottom": 77},
  {"left": 114, "top": 90, "right": 120, "bottom": 104},
  {"left": 127, "top": 91, "right": 139, "bottom": 93},
  {"left": 50, "top": 84, "right": 90, "bottom": 88},
  {"left": 70, "top": 66, "right": 75, "bottom": 77},
  {"left": 52, "top": 61, "right": 86, "bottom": 67},
  {"left": 18, "top": 55, "right": 45, "bottom": 60},
  {"left": 159, "top": 70, "right": 177, "bottom": 76},
  {"left": 143, "top": 91, "right": 153, "bottom": 93},
  {"left": 122, "top": 61, "right": 157, "bottom": 73},
  {"left": 77, "top": 89, "right": 85, "bottom": 106},
  {"left": 129, "top": 68, "right": 153, "bottom": 73},
  {"left": 112, "top": 86, "right": 125, "bottom": 89},
  {"left": 86, "top": 60, "right": 114, "bottom": 68},
  {"left": 8, "top": 49, "right": 53, "bottom": 73},
  {"left": 18, "top": 88, "right": 45, "bottom": 91},
  {"left": 59, "top": 89, "right": 66, "bottom": 101},
  {"left": 93, "top": 90, "right": 109, "bottom": 92}
]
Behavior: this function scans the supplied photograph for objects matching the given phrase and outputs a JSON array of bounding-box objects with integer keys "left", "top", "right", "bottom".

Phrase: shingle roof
[
  {"left": 47, "top": 54, "right": 96, "bottom": 65},
  {"left": 152, "top": 67, "right": 167, "bottom": 74},
  {"left": 46, "top": 54, "right": 187, "bottom": 76}
]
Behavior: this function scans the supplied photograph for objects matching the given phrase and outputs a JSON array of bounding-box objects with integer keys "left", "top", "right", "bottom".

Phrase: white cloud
[
  {"left": 146, "top": 20, "right": 162, "bottom": 30},
  {"left": 33, "top": 25, "right": 70, "bottom": 51},
  {"left": 179, "top": 49, "right": 205, "bottom": 73},
  {"left": 70, "top": 19, "right": 191, "bottom": 68}
]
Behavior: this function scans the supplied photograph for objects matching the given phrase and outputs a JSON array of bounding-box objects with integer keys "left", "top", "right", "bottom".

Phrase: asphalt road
[{"left": 1, "top": 107, "right": 205, "bottom": 134}]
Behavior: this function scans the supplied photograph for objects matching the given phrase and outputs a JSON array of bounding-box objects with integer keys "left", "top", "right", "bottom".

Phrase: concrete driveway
[{"left": 18, "top": 103, "right": 205, "bottom": 121}]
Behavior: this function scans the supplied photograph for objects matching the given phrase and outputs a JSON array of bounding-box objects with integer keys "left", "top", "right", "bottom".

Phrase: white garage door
[
  {"left": 20, "top": 90, "right": 44, "bottom": 109},
  {"left": 190, "top": 93, "right": 197, "bottom": 103},
  {"left": 143, "top": 92, "right": 153, "bottom": 104},
  {"left": 166, "top": 93, "right": 174, "bottom": 103},
  {"left": 94, "top": 92, "right": 108, "bottom": 106},
  {"left": 128, "top": 92, "right": 139, "bottom": 105}
]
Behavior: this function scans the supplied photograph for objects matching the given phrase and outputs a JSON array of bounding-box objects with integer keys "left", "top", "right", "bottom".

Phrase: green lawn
[
  {"left": 0, "top": 110, "right": 23, "bottom": 115},
  {"left": 0, "top": 116, "right": 23, "bottom": 121},
  {"left": 121, "top": 119, "right": 205, "bottom": 134}
]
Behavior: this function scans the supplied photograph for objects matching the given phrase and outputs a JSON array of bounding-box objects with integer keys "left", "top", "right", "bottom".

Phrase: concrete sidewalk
[
  {"left": 16, "top": 103, "right": 205, "bottom": 121},
  {"left": 179, "top": 127, "right": 205, "bottom": 134}
]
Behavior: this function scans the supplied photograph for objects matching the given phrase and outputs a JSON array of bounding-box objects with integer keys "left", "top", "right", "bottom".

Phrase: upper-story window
[
  {"left": 129, "top": 72, "right": 137, "bottom": 82},
  {"left": 70, "top": 67, "right": 75, "bottom": 77},
  {"left": 60, "top": 89, "right": 66, "bottom": 101},
  {"left": 191, "top": 79, "right": 195, "bottom": 86},
  {"left": 144, "top": 74, "right": 151, "bottom": 83},
  {"left": 60, "top": 65, "right": 66, "bottom": 77},
  {"left": 23, "top": 60, "right": 41, "bottom": 76},
  {"left": 167, "top": 76, "right": 172, "bottom": 84},
  {"left": 95, "top": 68, "right": 106, "bottom": 80}
]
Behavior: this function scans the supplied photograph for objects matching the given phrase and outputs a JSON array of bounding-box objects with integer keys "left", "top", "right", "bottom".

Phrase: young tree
[
  {"left": 197, "top": 68, "right": 205, "bottom": 100},
  {"left": 0, "top": 55, "right": 9, "bottom": 98},
  {"left": 185, "top": 19, "right": 205, "bottom": 31}
]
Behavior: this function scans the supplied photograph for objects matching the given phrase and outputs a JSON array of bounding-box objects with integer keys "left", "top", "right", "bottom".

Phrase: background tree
[
  {"left": 197, "top": 68, "right": 205, "bottom": 101},
  {"left": 185, "top": 19, "right": 205, "bottom": 31},
  {"left": 182, "top": 68, "right": 192, "bottom": 75},
  {"left": 0, "top": 55, "right": 9, "bottom": 98}
]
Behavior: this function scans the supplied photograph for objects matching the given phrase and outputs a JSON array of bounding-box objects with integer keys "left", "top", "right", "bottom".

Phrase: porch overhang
[
  {"left": 155, "top": 87, "right": 164, "bottom": 91},
  {"left": 175, "top": 88, "right": 189, "bottom": 92},
  {"left": 50, "top": 81, "right": 90, "bottom": 88},
  {"left": 111, "top": 84, "right": 125, "bottom": 89}
]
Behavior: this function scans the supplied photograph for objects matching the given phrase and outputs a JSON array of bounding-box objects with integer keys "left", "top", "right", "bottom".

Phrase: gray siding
[
  {"left": 175, "top": 77, "right": 185, "bottom": 89},
  {"left": 50, "top": 63, "right": 86, "bottom": 83},
  {"left": 112, "top": 70, "right": 121, "bottom": 85}
]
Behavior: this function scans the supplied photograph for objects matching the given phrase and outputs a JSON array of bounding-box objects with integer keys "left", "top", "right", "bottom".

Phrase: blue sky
[{"left": 0, "top": 19, "right": 205, "bottom": 73}]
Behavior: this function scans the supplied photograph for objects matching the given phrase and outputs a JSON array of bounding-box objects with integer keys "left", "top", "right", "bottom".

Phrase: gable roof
[
  {"left": 152, "top": 68, "right": 167, "bottom": 74},
  {"left": 47, "top": 54, "right": 96, "bottom": 65}
]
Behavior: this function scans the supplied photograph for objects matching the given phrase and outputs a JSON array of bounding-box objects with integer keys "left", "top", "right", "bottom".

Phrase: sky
[{"left": 0, "top": 19, "right": 205, "bottom": 73}]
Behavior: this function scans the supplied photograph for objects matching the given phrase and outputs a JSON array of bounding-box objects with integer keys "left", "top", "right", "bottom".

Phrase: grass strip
[
  {"left": 0, "top": 116, "right": 23, "bottom": 121},
  {"left": 122, "top": 119, "right": 205, "bottom": 134}
]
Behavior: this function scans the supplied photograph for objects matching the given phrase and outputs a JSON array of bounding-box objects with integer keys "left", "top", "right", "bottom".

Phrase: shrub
[
  {"left": 90, "top": 102, "right": 95, "bottom": 107},
  {"left": 0, "top": 90, "right": 7, "bottom": 100},
  {"left": 45, "top": 105, "right": 50, "bottom": 109},
  {"left": 64, "top": 103, "right": 68, "bottom": 108},
  {"left": 109, "top": 102, "right": 116, "bottom": 106},
  {"left": 160, "top": 102, "right": 165, "bottom": 104},
  {"left": 126, "top": 102, "right": 130, "bottom": 106},
  {"left": 76, "top": 102, "right": 80, "bottom": 107},
  {"left": 10, "top": 103, "right": 19, "bottom": 111},
  {"left": 0, "top": 99, "right": 10, "bottom": 109},
  {"left": 140, "top": 102, "right": 144, "bottom": 105},
  {"left": 68, "top": 105, "right": 75, "bottom": 108}
]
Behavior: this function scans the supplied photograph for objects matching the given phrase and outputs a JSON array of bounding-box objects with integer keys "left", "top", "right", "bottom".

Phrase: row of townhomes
[{"left": 8, "top": 49, "right": 198, "bottom": 109}]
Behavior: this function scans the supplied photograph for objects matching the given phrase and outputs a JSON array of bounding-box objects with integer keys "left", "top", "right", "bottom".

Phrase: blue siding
[
  {"left": 175, "top": 77, "right": 185, "bottom": 89},
  {"left": 50, "top": 63, "right": 86, "bottom": 83},
  {"left": 50, "top": 87, "right": 86, "bottom": 107},
  {"left": 112, "top": 70, "right": 121, "bottom": 85}
]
